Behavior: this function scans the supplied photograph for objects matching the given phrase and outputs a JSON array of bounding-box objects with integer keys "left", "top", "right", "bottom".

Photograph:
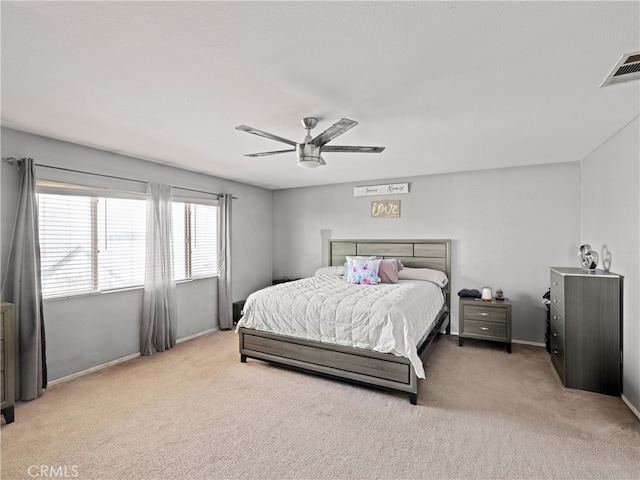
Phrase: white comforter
[{"left": 236, "top": 275, "right": 445, "bottom": 378}]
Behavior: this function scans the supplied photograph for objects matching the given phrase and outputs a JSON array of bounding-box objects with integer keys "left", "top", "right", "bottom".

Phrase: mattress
[{"left": 235, "top": 274, "right": 445, "bottom": 378}]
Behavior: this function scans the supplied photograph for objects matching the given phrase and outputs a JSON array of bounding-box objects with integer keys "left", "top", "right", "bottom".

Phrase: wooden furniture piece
[
  {"left": 239, "top": 239, "right": 451, "bottom": 405},
  {"left": 549, "top": 267, "right": 622, "bottom": 396},
  {"left": 232, "top": 300, "right": 246, "bottom": 326},
  {"left": 272, "top": 278, "right": 300, "bottom": 285},
  {"left": 1, "top": 302, "right": 15, "bottom": 424},
  {"left": 545, "top": 303, "right": 551, "bottom": 353},
  {"left": 458, "top": 298, "right": 512, "bottom": 353}
]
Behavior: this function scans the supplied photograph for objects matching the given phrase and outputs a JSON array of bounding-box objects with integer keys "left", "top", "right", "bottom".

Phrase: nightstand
[
  {"left": 459, "top": 297, "right": 512, "bottom": 353},
  {"left": 232, "top": 300, "right": 246, "bottom": 325},
  {"left": 272, "top": 278, "right": 300, "bottom": 285}
]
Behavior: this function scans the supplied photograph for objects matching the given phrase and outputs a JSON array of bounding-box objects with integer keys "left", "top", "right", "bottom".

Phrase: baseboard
[
  {"left": 449, "top": 331, "right": 545, "bottom": 348},
  {"left": 48, "top": 352, "right": 141, "bottom": 387},
  {"left": 622, "top": 394, "right": 640, "bottom": 420},
  {"left": 177, "top": 327, "right": 219, "bottom": 343},
  {"left": 49, "top": 327, "right": 220, "bottom": 387},
  {"left": 512, "top": 339, "right": 546, "bottom": 347}
]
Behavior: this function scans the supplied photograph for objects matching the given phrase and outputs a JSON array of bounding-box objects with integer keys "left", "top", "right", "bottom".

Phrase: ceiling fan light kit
[
  {"left": 236, "top": 117, "right": 384, "bottom": 168},
  {"left": 296, "top": 143, "right": 325, "bottom": 168}
]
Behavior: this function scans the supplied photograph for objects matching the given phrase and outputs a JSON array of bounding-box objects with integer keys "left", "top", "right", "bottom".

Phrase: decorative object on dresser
[
  {"left": 579, "top": 244, "right": 599, "bottom": 271},
  {"left": 1, "top": 302, "right": 15, "bottom": 424},
  {"left": 457, "top": 288, "right": 481, "bottom": 298},
  {"left": 549, "top": 267, "right": 622, "bottom": 396},
  {"left": 459, "top": 297, "right": 512, "bottom": 353},
  {"left": 481, "top": 287, "right": 493, "bottom": 301}
]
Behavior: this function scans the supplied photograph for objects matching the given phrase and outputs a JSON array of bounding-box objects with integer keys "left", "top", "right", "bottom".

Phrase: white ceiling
[{"left": 2, "top": 1, "right": 639, "bottom": 190}]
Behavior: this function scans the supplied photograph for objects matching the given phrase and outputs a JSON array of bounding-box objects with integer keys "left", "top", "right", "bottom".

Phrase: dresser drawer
[
  {"left": 550, "top": 271, "right": 564, "bottom": 295},
  {"left": 462, "top": 304, "right": 507, "bottom": 323},
  {"left": 461, "top": 319, "right": 507, "bottom": 340},
  {"left": 550, "top": 316, "right": 565, "bottom": 380},
  {"left": 550, "top": 305, "right": 564, "bottom": 329},
  {"left": 550, "top": 271, "right": 564, "bottom": 311},
  {"left": 550, "top": 294, "right": 564, "bottom": 314}
]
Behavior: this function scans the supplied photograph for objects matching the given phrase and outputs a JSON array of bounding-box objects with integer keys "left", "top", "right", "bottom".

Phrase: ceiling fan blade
[
  {"left": 236, "top": 125, "right": 298, "bottom": 146},
  {"left": 311, "top": 118, "right": 358, "bottom": 146},
  {"left": 245, "top": 148, "right": 296, "bottom": 157},
  {"left": 322, "top": 146, "right": 385, "bottom": 153}
]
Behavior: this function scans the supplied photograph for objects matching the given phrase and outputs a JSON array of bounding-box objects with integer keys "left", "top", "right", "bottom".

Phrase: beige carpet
[{"left": 1, "top": 331, "right": 638, "bottom": 480}]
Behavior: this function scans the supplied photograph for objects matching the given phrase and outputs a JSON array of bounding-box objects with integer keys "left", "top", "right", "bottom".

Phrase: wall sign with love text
[{"left": 371, "top": 200, "right": 400, "bottom": 218}]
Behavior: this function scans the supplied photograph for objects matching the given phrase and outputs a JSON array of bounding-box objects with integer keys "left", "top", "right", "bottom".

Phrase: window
[
  {"left": 172, "top": 202, "right": 217, "bottom": 281},
  {"left": 38, "top": 193, "right": 146, "bottom": 298},
  {"left": 38, "top": 182, "right": 218, "bottom": 299}
]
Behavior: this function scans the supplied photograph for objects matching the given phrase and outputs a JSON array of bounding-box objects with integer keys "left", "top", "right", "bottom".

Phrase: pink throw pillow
[{"left": 378, "top": 259, "right": 402, "bottom": 283}]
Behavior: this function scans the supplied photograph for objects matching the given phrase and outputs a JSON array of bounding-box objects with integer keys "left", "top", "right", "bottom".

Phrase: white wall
[
  {"left": 1, "top": 127, "right": 273, "bottom": 381},
  {"left": 273, "top": 162, "right": 581, "bottom": 343},
  {"left": 581, "top": 116, "right": 640, "bottom": 413}
]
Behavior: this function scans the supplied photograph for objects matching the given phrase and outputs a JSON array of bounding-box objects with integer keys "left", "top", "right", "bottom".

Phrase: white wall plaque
[
  {"left": 354, "top": 183, "right": 408, "bottom": 197},
  {"left": 371, "top": 200, "right": 401, "bottom": 218}
]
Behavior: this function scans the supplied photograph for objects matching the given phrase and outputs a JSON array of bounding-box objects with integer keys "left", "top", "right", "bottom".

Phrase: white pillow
[
  {"left": 397, "top": 267, "right": 449, "bottom": 287},
  {"left": 314, "top": 266, "right": 345, "bottom": 276},
  {"left": 346, "top": 257, "right": 382, "bottom": 285},
  {"left": 344, "top": 256, "right": 376, "bottom": 283}
]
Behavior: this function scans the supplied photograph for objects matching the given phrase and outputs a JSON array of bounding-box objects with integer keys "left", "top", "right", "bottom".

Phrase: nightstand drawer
[
  {"left": 463, "top": 304, "right": 507, "bottom": 323},
  {"left": 462, "top": 319, "right": 507, "bottom": 340}
]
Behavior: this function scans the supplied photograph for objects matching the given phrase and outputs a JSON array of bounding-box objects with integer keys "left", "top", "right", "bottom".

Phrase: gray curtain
[
  {"left": 217, "top": 194, "right": 232, "bottom": 330},
  {"left": 1, "top": 158, "right": 47, "bottom": 400},
  {"left": 140, "top": 183, "right": 177, "bottom": 355}
]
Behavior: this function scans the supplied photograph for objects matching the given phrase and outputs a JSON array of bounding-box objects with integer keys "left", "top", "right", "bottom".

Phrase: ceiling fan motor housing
[{"left": 296, "top": 143, "right": 325, "bottom": 168}]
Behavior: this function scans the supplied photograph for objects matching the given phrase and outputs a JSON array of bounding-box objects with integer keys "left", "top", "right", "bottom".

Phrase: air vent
[{"left": 600, "top": 52, "right": 640, "bottom": 87}]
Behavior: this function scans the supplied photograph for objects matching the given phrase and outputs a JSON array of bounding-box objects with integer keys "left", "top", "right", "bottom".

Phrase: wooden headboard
[{"left": 329, "top": 238, "right": 452, "bottom": 309}]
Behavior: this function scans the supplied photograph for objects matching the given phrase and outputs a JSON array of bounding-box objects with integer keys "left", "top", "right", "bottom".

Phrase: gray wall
[
  {"left": 272, "top": 162, "right": 581, "bottom": 344},
  {"left": 581, "top": 116, "right": 640, "bottom": 413},
  {"left": 1, "top": 127, "right": 273, "bottom": 381}
]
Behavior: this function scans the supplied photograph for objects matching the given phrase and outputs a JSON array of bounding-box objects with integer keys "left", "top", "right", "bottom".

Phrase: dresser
[
  {"left": 458, "top": 298, "right": 512, "bottom": 353},
  {"left": 549, "top": 267, "right": 622, "bottom": 396},
  {"left": 1, "top": 302, "right": 15, "bottom": 423}
]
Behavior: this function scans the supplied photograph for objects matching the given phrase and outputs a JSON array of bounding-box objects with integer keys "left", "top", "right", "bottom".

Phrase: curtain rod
[{"left": 2, "top": 157, "right": 237, "bottom": 199}]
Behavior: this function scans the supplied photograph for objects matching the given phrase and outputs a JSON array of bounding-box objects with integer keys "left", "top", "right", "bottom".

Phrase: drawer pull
[
  {"left": 553, "top": 315, "right": 557, "bottom": 320},
  {"left": 553, "top": 333, "right": 557, "bottom": 337},
  {"left": 553, "top": 282, "right": 558, "bottom": 286},
  {"left": 553, "top": 350, "right": 559, "bottom": 354},
  {"left": 553, "top": 299, "right": 558, "bottom": 303},
  {"left": 478, "top": 312, "right": 490, "bottom": 316},
  {"left": 479, "top": 326, "right": 490, "bottom": 331}
]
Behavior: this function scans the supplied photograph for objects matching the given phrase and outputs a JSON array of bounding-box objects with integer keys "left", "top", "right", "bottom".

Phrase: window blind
[
  {"left": 172, "top": 202, "right": 217, "bottom": 280},
  {"left": 190, "top": 203, "right": 217, "bottom": 278},
  {"left": 37, "top": 181, "right": 218, "bottom": 299},
  {"left": 38, "top": 193, "right": 146, "bottom": 298}
]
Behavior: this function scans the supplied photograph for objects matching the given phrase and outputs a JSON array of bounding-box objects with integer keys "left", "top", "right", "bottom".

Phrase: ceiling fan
[{"left": 235, "top": 117, "right": 385, "bottom": 168}]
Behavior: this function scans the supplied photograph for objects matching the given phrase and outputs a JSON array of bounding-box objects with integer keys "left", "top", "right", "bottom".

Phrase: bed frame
[{"left": 238, "top": 239, "right": 451, "bottom": 404}]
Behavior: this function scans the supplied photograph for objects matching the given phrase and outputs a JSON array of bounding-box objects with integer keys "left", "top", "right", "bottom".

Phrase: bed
[{"left": 237, "top": 239, "right": 451, "bottom": 404}]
